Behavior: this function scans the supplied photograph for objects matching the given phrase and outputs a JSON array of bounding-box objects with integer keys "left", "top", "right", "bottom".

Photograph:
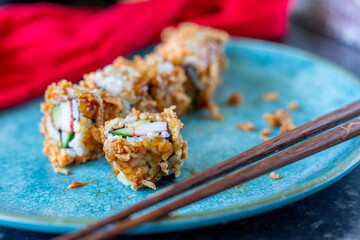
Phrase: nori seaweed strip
[
  {"left": 183, "top": 64, "right": 203, "bottom": 106},
  {"left": 164, "top": 123, "right": 172, "bottom": 142},
  {"left": 155, "top": 173, "right": 176, "bottom": 187}
]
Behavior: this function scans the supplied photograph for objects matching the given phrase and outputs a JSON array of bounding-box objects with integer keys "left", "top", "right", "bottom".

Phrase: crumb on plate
[
  {"left": 263, "top": 109, "right": 295, "bottom": 134},
  {"left": 236, "top": 122, "right": 254, "bottom": 132},
  {"left": 227, "top": 92, "right": 243, "bottom": 105},
  {"left": 259, "top": 128, "right": 272, "bottom": 141},
  {"left": 280, "top": 122, "right": 295, "bottom": 134},
  {"left": 287, "top": 100, "right": 299, "bottom": 111},
  {"left": 208, "top": 103, "right": 224, "bottom": 121},
  {"left": 262, "top": 92, "right": 279, "bottom": 102},
  {"left": 55, "top": 167, "right": 69, "bottom": 175},
  {"left": 270, "top": 171, "right": 282, "bottom": 180},
  {"left": 260, "top": 128, "right": 271, "bottom": 136},
  {"left": 169, "top": 212, "right": 181, "bottom": 217},
  {"left": 67, "top": 180, "right": 94, "bottom": 189},
  {"left": 260, "top": 135, "right": 271, "bottom": 141}
]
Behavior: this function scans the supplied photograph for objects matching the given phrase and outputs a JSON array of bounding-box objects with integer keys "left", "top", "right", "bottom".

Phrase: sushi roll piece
[
  {"left": 101, "top": 106, "right": 188, "bottom": 190},
  {"left": 135, "top": 54, "right": 191, "bottom": 116},
  {"left": 40, "top": 80, "right": 122, "bottom": 174},
  {"left": 154, "top": 23, "right": 229, "bottom": 119},
  {"left": 81, "top": 55, "right": 191, "bottom": 116},
  {"left": 81, "top": 57, "right": 153, "bottom": 114}
]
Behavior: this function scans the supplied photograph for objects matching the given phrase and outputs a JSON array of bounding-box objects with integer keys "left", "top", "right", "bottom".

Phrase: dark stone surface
[{"left": 2, "top": 23, "right": 360, "bottom": 240}]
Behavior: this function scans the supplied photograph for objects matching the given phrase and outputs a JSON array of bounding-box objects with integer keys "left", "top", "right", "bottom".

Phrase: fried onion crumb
[
  {"left": 227, "top": 92, "right": 243, "bottom": 105},
  {"left": 287, "top": 100, "right": 299, "bottom": 111},
  {"left": 169, "top": 212, "right": 181, "bottom": 217},
  {"left": 259, "top": 128, "right": 272, "bottom": 141},
  {"left": 67, "top": 180, "right": 94, "bottom": 189},
  {"left": 260, "top": 135, "right": 271, "bottom": 141},
  {"left": 260, "top": 128, "right": 271, "bottom": 136},
  {"left": 262, "top": 92, "right": 279, "bottom": 102},
  {"left": 263, "top": 109, "right": 295, "bottom": 134},
  {"left": 208, "top": 103, "right": 224, "bottom": 121},
  {"left": 270, "top": 171, "right": 282, "bottom": 180},
  {"left": 236, "top": 122, "right": 254, "bottom": 132}
]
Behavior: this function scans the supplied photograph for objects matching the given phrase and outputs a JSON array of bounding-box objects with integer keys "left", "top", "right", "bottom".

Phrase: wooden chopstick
[
  {"left": 85, "top": 117, "right": 360, "bottom": 240},
  {"left": 56, "top": 100, "right": 360, "bottom": 240}
]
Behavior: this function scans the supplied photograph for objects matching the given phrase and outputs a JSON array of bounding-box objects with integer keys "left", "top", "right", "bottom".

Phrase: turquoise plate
[{"left": 1, "top": 39, "right": 360, "bottom": 234}]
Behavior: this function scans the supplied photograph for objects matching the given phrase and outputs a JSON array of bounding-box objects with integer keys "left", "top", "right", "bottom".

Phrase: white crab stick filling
[
  {"left": 133, "top": 122, "right": 168, "bottom": 136},
  {"left": 67, "top": 100, "right": 90, "bottom": 157}
]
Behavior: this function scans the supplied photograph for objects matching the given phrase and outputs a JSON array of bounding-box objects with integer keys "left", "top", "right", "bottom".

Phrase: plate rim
[{"left": 1, "top": 38, "right": 360, "bottom": 234}]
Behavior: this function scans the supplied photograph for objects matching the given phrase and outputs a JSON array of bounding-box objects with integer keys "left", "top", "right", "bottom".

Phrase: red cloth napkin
[{"left": 0, "top": 0, "right": 292, "bottom": 110}]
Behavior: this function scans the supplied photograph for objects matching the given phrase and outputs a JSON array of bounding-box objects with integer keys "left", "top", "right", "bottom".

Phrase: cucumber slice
[
  {"left": 61, "top": 132, "right": 73, "bottom": 148},
  {"left": 52, "top": 105, "right": 62, "bottom": 130},
  {"left": 110, "top": 127, "right": 134, "bottom": 137},
  {"left": 126, "top": 120, "right": 151, "bottom": 128}
]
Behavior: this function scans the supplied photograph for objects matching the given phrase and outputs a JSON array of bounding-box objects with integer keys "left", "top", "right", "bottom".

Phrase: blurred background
[
  {"left": 0, "top": 0, "right": 116, "bottom": 7},
  {"left": 2, "top": 0, "right": 360, "bottom": 48},
  {"left": 2, "top": 0, "right": 360, "bottom": 109}
]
